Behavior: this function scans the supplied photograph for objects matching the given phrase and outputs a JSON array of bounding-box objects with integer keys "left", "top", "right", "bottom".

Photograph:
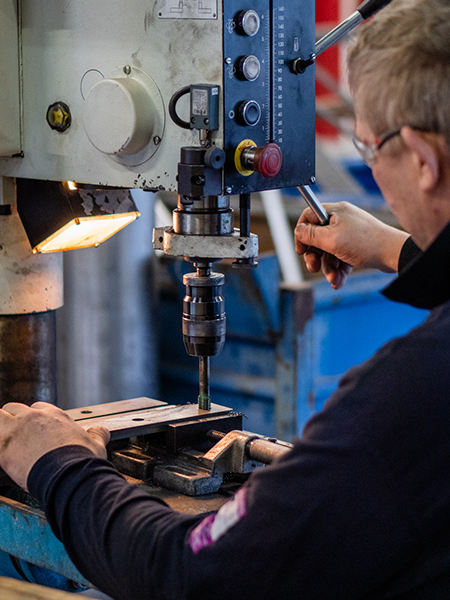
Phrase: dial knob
[
  {"left": 238, "top": 55, "right": 261, "bottom": 81},
  {"left": 241, "top": 143, "right": 282, "bottom": 178},
  {"left": 237, "top": 10, "right": 260, "bottom": 36},
  {"left": 83, "top": 77, "right": 154, "bottom": 156},
  {"left": 237, "top": 100, "right": 261, "bottom": 126}
]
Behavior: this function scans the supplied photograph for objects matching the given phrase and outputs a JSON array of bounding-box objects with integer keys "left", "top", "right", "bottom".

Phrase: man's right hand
[{"left": 294, "top": 202, "right": 409, "bottom": 290}]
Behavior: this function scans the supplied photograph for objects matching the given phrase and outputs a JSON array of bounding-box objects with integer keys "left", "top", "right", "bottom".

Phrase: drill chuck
[{"left": 182, "top": 272, "right": 226, "bottom": 357}]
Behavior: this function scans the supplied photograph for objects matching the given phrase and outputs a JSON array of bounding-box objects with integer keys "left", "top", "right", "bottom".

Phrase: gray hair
[{"left": 347, "top": 0, "right": 450, "bottom": 146}]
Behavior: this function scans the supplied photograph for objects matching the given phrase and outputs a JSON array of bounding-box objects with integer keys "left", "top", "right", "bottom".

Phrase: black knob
[{"left": 237, "top": 100, "right": 261, "bottom": 126}]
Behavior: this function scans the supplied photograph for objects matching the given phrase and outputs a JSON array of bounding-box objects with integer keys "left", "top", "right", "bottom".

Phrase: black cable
[{"left": 168, "top": 86, "right": 191, "bottom": 130}]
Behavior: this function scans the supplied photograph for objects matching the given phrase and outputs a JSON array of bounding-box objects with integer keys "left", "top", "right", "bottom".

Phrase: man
[{"left": 2, "top": 0, "right": 450, "bottom": 598}]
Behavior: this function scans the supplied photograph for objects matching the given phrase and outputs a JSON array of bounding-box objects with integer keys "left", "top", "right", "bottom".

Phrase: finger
[
  {"left": 2, "top": 402, "right": 32, "bottom": 416},
  {"left": 87, "top": 426, "right": 111, "bottom": 447},
  {"left": 322, "top": 254, "right": 352, "bottom": 290},
  {"left": 331, "top": 271, "right": 348, "bottom": 290},
  {"left": 31, "top": 401, "right": 66, "bottom": 416},
  {"left": 0, "top": 408, "right": 14, "bottom": 423},
  {"left": 295, "top": 222, "right": 321, "bottom": 255},
  {"left": 303, "top": 247, "right": 323, "bottom": 273},
  {"left": 296, "top": 207, "right": 321, "bottom": 226}
]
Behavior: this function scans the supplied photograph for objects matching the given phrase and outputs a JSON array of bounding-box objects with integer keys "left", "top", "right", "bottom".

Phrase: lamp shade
[{"left": 17, "top": 179, "right": 140, "bottom": 253}]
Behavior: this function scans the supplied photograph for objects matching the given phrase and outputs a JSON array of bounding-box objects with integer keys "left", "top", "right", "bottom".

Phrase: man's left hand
[{"left": 0, "top": 402, "right": 110, "bottom": 491}]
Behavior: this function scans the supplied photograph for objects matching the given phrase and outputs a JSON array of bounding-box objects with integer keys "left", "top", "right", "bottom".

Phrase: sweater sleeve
[
  {"left": 27, "top": 446, "right": 204, "bottom": 600},
  {"left": 398, "top": 236, "right": 422, "bottom": 273}
]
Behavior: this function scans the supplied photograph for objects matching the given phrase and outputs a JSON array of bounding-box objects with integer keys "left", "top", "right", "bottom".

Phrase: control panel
[
  {"left": 0, "top": 0, "right": 315, "bottom": 193},
  {"left": 223, "top": 0, "right": 315, "bottom": 193}
]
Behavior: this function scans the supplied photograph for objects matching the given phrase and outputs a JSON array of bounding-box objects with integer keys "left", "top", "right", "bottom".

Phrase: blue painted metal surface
[
  {"left": 0, "top": 495, "right": 89, "bottom": 589},
  {"left": 158, "top": 254, "right": 427, "bottom": 440}
]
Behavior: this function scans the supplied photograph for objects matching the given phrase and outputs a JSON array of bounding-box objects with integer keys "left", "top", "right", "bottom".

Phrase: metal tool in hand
[{"left": 298, "top": 186, "right": 330, "bottom": 226}]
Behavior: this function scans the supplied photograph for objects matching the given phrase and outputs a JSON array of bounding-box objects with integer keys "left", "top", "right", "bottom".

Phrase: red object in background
[
  {"left": 316, "top": 0, "right": 338, "bottom": 22},
  {"left": 315, "top": 0, "right": 359, "bottom": 137},
  {"left": 316, "top": 0, "right": 340, "bottom": 136}
]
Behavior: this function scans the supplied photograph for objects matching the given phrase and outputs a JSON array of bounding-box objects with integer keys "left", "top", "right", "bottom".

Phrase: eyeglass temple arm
[{"left": 292, "top": 0, "right": 395, "bottom": 74}]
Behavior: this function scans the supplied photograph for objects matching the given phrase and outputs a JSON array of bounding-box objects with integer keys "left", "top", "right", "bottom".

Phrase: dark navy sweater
[{"left": 28, "top": 226, "right": 450, "bottom": 599}]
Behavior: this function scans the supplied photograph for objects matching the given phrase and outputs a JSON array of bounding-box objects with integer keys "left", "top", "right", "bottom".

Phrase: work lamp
[{"left": 16, "top": 179, "right": 140, "bottom": 253}]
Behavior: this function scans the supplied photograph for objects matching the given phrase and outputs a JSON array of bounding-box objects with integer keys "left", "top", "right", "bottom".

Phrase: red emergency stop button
[{"left": 240, "top": 143, "right": 282, "bottom": 178}]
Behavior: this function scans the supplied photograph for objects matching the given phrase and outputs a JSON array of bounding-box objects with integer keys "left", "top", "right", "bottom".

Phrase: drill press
[{"left": 155, "top": 142, "right": 263, "bottom": 410}]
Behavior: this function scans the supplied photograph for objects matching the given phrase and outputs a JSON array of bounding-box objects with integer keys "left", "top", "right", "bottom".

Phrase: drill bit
[{"left": 198, "top": 355, "right": 211, "bottom": 410}]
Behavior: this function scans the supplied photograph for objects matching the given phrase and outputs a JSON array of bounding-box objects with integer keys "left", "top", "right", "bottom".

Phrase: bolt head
[{"left": 123, "top": 65, "right": 131, "bottom": 75}]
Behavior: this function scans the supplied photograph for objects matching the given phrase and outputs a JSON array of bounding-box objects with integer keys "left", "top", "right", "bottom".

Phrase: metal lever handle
[
  {"left": 298, "top": 186, "right": 330, "bottom": 226},
  {"left": 357, "top": 0, "right": 395, "bottom": 20},
  {"left": 314, "top": 0, "right": 394, "bottom": 58},
  {"left": 292, "top": 0, "right": 394, "bottom": 73}
]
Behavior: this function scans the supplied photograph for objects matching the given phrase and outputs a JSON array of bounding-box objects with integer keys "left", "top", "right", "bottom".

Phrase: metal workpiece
[
  {"left": 0, "top": 312, "right": 57, "bottom": 407},
  {"left": 69, "top": 398, "right": 234, "bottom": 441},
  {"left": 153, "top": 226, "right": 258, "bottom": 260}
]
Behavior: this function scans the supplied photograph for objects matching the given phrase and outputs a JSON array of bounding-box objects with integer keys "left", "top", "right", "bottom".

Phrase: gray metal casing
[
  {"left": 0, "top": 0, "right": 315, "bottom": 193},
  {"left": 0, "top": 1, "right": 223, "bottom": 191}
]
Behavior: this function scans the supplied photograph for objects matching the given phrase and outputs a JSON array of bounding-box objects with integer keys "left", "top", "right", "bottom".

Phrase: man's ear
[{"left": 400, "top": 127, "right": 440, "bottom": 191}]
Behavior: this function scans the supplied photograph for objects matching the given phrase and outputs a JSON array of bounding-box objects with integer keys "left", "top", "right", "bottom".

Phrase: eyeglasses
[
  {"left": 352, "top": 128, "right": 403, "bottom": 168},
  {"left": 352, "top": 126, "right": 432, "bottom": 168}
]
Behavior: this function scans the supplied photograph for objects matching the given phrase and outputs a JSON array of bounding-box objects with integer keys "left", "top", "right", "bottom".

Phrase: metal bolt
[
  {"left": 153, "top": 135, "right": 161, "bottom": 145},
  {"left": 204, "top": 118, "right": 209, "bottom": 125},
  {"left": 310, "top": 176, "right": 316, "bottom": 184},
  {"left": 225, "top": 186, "right": 232, "bottom": 194},
  {"left": 123, "top": 65, "right": 131, "bottom": 75},
  {"left": 225, "top": 57, "right": 232, "bottom": 65}
]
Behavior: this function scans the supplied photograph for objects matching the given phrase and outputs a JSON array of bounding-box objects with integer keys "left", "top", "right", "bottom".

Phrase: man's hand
[
  {"left": 295, "top": 202, "right": 409, "bottom": 289},
  {"left": 0, "top": 402, "right": 110, "bottom": 491}
]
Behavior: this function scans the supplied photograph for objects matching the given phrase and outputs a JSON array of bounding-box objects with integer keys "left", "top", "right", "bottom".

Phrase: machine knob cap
[
  {"left": 241, "top": 143, "right": 282, "bottom": 178},
  {"left": 238, "top": 55, "right": 261, "bottom": 81},
  {"left": 237, "top": 10, "right": 261, "bottom": 36},
  {"left": 237, "top": 100, "right": 261, "bottom": 126}
]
